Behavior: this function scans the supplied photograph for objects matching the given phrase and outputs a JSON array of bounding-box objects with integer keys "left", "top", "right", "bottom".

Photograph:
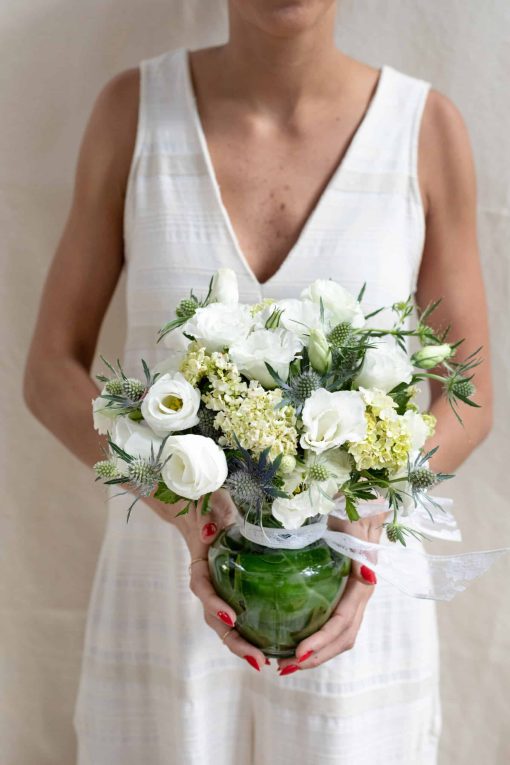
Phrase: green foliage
[{"left": 148, "top": 481, "right": 177, "bottom": 504}]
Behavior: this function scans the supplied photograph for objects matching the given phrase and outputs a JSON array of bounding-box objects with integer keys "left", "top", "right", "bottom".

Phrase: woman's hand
[
  {"left": 144, "top": 487, "right": 270, "bottom": 672},
  {"left": 276, "top": 504, "right": 389, "bottom": 676}
]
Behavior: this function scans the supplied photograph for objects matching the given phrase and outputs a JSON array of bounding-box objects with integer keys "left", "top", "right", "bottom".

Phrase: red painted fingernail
[
  {"left": 217, "top": 610, "right": 234, "bottom": 627},
  {"left": 244, "top": 655, "right": 260, "bottom": 672},
  {"left": 298, "top": 649, "right": 314, "bottom": 663},
  {"left": 360, "top": 565, "right": 377, "bottom": 584},
  {"left": 203, "top": 522, "right": 217, "bottom": 538},
  {"left": 265, "top": 657, "right": 271, "bottom": 665},
  {"left": 279, "top": 664, "right": 300, "bottom": 676}
]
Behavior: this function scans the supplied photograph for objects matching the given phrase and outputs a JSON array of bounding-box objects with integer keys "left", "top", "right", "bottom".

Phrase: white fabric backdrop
[{"left": 1, "top": 1, "right": 509, "bottom": 763}]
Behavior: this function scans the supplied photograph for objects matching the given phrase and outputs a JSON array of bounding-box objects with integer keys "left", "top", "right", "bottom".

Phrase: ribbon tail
[{"left": 323, "top": 530, "right": 510, "bottom": 601}]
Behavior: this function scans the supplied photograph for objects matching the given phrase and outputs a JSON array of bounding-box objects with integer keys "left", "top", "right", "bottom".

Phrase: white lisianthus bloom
[
  {"left": 209, "top": 267, "right": 239, "bottom": 304},
  {"left": 111, "top": 418, "right": 163, "bottom": 472},
  {"left": 401, "top": 409, "right": 430, "bottom": 451},
  {"left": 161, "top": 325, "right": 191, "bottom": 360},
  {"left": 300, "top": 279, "right": 365, "bottom": 328},
  {"left": 354, "top": 339, "right": 413, "bottom": 393},
  {"left": 307, "top": 448, "right": 353, "bottom": 485},
  {"left": 160, "top": 434, "right": 228, "bottom": 500},
  {"left": 229, "top": 327, "right": 303, "bottom": 388},
  {"left": 282, "top": 448, "right": 353, "bottom": 496},
  {"left": 184, "top": 303, "right": 253, "bottom": 352},
  {"left": 92, "top": 386, "right": 118, "bottom": 434},
  {"left": 358, "top": 387, "right": 398, "bottom": 420},
  {"left": 300, "top": 388, "right": 367, "bottom": 453},
  {"left": 141, "top": 372, "right": 200, "bottom": 435},
  {"left": 253, "top": 298, "right": 325, "bottom": 339},
  {"left": 272, "top": 489, "right": 333, "bottom": 530}
]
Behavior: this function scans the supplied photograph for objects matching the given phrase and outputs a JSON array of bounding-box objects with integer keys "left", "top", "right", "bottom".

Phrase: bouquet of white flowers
[{"left": 91, "top": 268, "right": 502, "bottom": 656}]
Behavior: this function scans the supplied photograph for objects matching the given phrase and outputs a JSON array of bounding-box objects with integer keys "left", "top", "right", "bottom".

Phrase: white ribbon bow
[{"left": 239, "top": 497, "right": 510, "bottom": 601}]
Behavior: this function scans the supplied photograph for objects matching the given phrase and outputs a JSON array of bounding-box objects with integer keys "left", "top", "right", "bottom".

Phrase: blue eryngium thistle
[
  {"left": 93, "top": 460, "right": 121, "bottom": 480},
  {"left": 225, "top": 434, "right": 289, "bottom": 519},
  {"left": 406, "top": 447, "right": 454, "bottom": 517},
  {"left": 95, "top": 434, "right": 173, "bottom": 523},
  {"left": 196, "top": 406, "right": 221, "bottom": 440},
  {"left": 95, "top": 356, "right": 160, "bottom": 417},
  {"left": 265, "top": 357, "right": 323, "bottom": 414}
]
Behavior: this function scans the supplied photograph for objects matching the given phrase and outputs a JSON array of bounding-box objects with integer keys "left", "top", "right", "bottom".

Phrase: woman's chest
[{"left": 125, "top": 161, "right": 425, "bottom": 313}]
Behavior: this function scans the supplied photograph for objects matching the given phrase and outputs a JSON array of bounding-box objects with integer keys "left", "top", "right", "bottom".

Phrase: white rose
[
  {"left": 272, "top": 488, "right": 333, "bottom": 530},
  {"left": 184, "top": 303, "right": 253, "bottom": 352},
  {"left": 111, "top": 418, "right": 163, "bottom": 472},
  {"left": 92, "top": 386, "right": 117, "bottom": 435},
  {"left": 209, "top": 267, "right": 239, "bottom": 304},
  {"left": 401, "top": 410, "right": 430, "bottom": 451},
  {"left": 300, "top": 388, "right": 367, "bottom": 453},
  {"left": 300, "top": 279, "right": 365, "bottom": 328},
  {"left": 141, "top": 372, "right": 200, "bottom": 435},
  {"left": 160, "top": 434, "right": 228, "bottom": 500},
  {"left": 229, "top": 327, "right": 302, "bottom": 388},
  {"left": 354, "top": 339, "right": 413, "bottom": 393}
]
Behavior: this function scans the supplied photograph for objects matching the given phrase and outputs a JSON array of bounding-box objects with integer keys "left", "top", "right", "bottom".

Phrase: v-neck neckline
[{"left": 181, "top": 47, "right": 388, "bottom": 291}]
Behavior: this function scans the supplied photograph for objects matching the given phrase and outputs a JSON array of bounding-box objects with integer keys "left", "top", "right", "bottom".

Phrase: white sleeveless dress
[{"left": 73, "top": 46, "right": 441, "bottom": 764}]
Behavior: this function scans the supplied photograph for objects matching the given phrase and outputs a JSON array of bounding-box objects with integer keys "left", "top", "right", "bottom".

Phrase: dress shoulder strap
[
  {"left": 124, "top": 47, "right": 200, "bottom": 235},
  {"left": 348, "top": 65, "right": 432, "bottom": 182},
  {"left": 135, "top": 46, "right": 194, "bottom": 149}
]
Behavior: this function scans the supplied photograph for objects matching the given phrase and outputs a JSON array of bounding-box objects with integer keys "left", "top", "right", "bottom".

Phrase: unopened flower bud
[
  {"left": 308, "top": 329, "right": 332, "bottom": 374},
  {"left": 280, "top": 455, "right": 296, "bottom": 474},
  {"left": 412, "top": 344, "right": 452, "bottom": 369},
  {"left": 209, "top": 268, "right": 239, "bottom": 304}
]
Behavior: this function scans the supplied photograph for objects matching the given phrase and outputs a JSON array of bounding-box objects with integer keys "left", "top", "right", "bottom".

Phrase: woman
[{"left": 23, "top": 1, "right": 492, "bottom": 763}]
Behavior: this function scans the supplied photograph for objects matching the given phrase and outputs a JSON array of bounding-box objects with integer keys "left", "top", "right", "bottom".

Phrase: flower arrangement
[{"left": 92, "top": 268, "right": 480, "bottom": 546}]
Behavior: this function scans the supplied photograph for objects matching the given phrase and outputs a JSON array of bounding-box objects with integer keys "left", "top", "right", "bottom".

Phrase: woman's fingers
[
  {"left": 190, "top": 558, "right": 268, "bottom": 670},
  {"left": 203, "top": 611, "right": 268, "bottom": 670},
  {"left": 189, "top": 559, "right": 237, "bottom": 628},
  {"left": 277, "top": 561, "right": 377, "bottom": 673},
  {"left": 294, "top": 598, "right": 367, "bottom": 669},
  {"left": 196, "top": 488, "right": 239, "bottom": 544}
]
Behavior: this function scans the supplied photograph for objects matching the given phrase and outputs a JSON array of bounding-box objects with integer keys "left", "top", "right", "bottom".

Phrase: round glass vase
[{"left": 208, "top": 506, "right": 351, "bottom": 658}]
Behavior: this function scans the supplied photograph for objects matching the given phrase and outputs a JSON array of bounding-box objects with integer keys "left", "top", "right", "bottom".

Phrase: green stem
[
  {"left": 357, "top": 328, "right": 417, "bottom": 337},
  {"left": 412, "top": 372, "right": 447, "bottom": 383}
]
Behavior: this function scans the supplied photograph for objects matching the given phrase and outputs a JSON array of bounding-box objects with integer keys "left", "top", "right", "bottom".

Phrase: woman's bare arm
[
  {"left": 23, "top": 68, "right": 140, "bottom": 469},
  {"left": 416, "top": 90, "right": 493, "bottom": 473},
  {"left": 279, "top": 88, "right": 494, "bottom": 673},
  {"left": 22, "top": 69, "right": 267, "bottom": 666}
]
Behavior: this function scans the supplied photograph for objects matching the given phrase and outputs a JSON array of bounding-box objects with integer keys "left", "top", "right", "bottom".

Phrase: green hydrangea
[
  {"left": 178, "top": 341, "right": 213, "bottom": 386},
  {"left": 421, "top": 412, "right": 437, "bottom": 437},
  {"left": 201, "top": 354, "right": 298, "bottom": 460},
  {"left": 347, "top": 410, "right": 412, "bottom": 472}
]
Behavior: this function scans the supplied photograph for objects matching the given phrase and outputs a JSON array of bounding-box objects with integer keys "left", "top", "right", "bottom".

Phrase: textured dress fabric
[{"left": 73, "top": 46, "right": 440, "bottom": 764}]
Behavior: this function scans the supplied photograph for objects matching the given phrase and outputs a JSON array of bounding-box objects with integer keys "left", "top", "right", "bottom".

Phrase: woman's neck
[{"left": 208, "top": 7, "right": 352, "bottom": 119}]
